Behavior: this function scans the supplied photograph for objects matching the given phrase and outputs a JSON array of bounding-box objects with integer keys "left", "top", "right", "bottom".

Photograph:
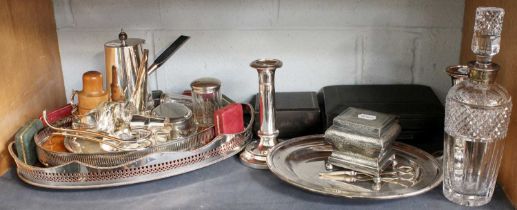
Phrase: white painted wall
[{"left": 53, "top": 0, "right": 464, "bottom": 103}]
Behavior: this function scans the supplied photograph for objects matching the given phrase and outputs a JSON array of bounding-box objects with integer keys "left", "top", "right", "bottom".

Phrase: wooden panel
[
  {"left": 0, "top": 0, "right": 66, "bottom": 174},
  {"left": 461, "top": 0, "right": 517, "bottom": 207}
]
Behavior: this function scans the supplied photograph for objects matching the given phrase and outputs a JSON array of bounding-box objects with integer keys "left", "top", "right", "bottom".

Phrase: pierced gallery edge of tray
[
  {"left": 266, "top": 134, "right": 442, "bottom": 200},
  {"left": 9, "top": 104, "right": 254, "bottom": 189},
  {"left": 35, "top": 125, "right": 215, "bottom": 167}
]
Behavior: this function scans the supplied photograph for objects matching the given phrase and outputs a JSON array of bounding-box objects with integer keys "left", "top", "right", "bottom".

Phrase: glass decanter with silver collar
[{"left": 443, "top": 7, "right": 512, "bottom": 207}]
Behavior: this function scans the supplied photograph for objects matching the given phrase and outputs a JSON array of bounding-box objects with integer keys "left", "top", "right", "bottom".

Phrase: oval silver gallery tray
[
  {"left": 266, "top": 135, "right": 442, "bottom": 199},
  {"left": 9, "top": 104, "right": 254, "bottom": 189}
]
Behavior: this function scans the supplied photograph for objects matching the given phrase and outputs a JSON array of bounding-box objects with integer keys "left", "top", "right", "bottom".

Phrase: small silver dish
[
  {"left": 266, "top": 135, "right": 442, "bottom": 199},
  {"left": 151, "top": 102, "right": 195, "bottom": 139}
]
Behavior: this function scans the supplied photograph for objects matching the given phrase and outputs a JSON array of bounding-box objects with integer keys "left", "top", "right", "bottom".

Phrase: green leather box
[{"left": 14, "top": 119, "right": 44, "bottom": 165}]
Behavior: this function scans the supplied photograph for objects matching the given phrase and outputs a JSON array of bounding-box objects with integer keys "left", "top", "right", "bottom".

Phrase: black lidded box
[
  {"left": 251, "top": 92, "right": 322, "bottom": 139},
  {"left": 319, "top": 85, "right": 444, "bottom": 153}
]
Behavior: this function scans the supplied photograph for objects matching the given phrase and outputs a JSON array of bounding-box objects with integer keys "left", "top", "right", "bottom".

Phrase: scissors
[{"left": 319, "top": 165, "right": 418, "bottom": 187}]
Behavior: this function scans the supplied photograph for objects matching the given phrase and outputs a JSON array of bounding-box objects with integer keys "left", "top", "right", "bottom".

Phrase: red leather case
[
  {"left": 39, "top": 104, "right": 73, "bottom": 126},
  {"left": 214, "top": 103, "right": 244, "bottom": 136}
]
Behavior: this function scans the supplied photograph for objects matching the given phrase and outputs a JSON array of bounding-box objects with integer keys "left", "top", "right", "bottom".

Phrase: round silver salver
[{"left": 266, "top": 135, "right": 442, "bottom": 199}]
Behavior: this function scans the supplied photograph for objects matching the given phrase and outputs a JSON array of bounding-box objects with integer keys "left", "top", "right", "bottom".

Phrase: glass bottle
[
  {"left": 443, "top": 7, "right": 512, "bottom": 207},
  {"left": 190, "top": 77, "right": 222, "bottom": 127}
]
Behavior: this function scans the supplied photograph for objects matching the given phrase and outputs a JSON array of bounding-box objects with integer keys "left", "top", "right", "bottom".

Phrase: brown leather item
[{"left": 77, "top": 71, "right": 109, "bottom": 115}]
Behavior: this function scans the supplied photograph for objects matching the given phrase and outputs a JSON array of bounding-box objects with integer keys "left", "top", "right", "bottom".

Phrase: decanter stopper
[{"left": 471, "top": 7, "right": 504, "bottom": 61}]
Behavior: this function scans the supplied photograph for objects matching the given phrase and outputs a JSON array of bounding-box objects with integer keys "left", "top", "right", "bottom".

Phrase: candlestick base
[{"left": 239, "top": 141, "right": 270, "bottom": 169}]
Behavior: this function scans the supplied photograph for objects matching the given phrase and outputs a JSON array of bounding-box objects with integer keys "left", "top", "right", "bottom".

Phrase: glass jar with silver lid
[{"left": 190, "top": 77, "right": 222, "bottom": 127}]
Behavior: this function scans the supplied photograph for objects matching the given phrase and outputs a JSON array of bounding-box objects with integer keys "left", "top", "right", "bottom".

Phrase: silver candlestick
[{"left": 240, "top": 58, "right": 282, "bottom": 169}]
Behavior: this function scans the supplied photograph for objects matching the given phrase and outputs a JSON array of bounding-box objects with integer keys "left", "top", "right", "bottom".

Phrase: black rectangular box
[{"left": 251, "top": 92, "right": 322, "bottom": 139}]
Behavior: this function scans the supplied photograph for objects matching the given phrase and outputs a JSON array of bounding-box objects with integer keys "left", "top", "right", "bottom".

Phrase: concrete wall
[{"left": 53, "top": 0, "right": 464, "bottom": 103}]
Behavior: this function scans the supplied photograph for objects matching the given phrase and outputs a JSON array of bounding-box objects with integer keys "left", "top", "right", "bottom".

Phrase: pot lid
[
  {"left": 152, "top": 102, "right": 192, "bottom": 123},
  {"left": 190, "top": 77, "right": 221, "bottom": 93},
  {"left": 104, "top": 30, "right": 145, "bottom": 48}
]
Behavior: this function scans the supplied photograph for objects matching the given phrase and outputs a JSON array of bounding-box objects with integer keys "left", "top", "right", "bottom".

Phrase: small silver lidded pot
[
  {"left": 240, "top": 58, "right": 283, "bottom": 169},
  {"left": 151, "top": 102, "right": 195, "bottom": 140},
  {"left": 190, "top": 77, "right": 222, "bottom": 127}
]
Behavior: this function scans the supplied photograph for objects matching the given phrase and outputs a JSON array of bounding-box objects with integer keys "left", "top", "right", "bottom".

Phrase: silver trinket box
[
  {"left": 324, "top": 107, "right": 400, "bottom": 178},
  {"left": 332, "top": 107, "right": 397, "bottom": 138}
]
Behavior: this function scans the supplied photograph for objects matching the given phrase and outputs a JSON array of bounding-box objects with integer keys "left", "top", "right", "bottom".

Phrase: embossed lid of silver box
[{"left": 332, "top": 107, "right": 397, "bottom": 138}]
